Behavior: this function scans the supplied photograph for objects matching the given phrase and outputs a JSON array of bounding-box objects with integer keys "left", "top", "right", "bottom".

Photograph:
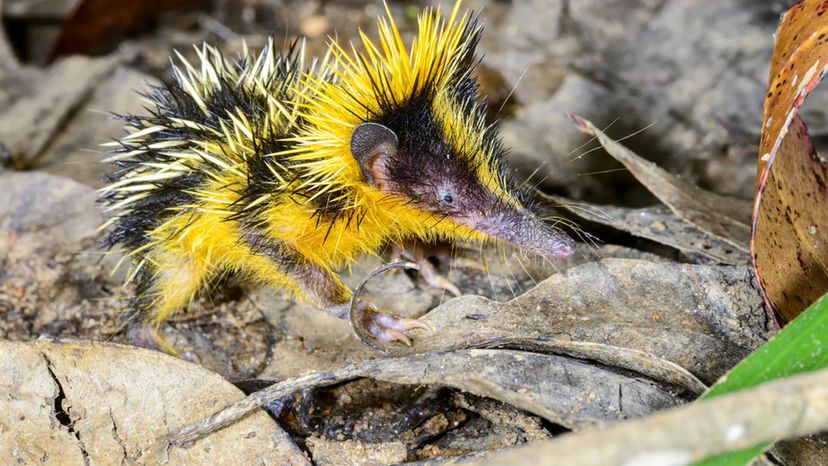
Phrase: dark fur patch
[{"left": 382, "top": 101, "right": 505, "bottom": 220}]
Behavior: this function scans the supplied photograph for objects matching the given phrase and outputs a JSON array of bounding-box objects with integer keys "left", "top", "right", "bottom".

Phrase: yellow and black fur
[{"left": 101, "top": 2, "right": 575, "bottom": 345}]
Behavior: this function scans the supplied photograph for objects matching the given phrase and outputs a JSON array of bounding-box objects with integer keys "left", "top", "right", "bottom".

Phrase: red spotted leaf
[{"left": 753, "top": 0, "right": 828, "bottom": 325}]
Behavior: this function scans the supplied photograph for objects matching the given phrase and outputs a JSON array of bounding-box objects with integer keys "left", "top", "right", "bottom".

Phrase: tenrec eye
[{"left": 440, "top": 192, "right": 454, "bottom": 204}]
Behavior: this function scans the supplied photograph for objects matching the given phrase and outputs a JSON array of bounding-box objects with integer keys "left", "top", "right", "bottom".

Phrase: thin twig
[{"left": 171, "top": 364, "right": 368, "bottom": 446}]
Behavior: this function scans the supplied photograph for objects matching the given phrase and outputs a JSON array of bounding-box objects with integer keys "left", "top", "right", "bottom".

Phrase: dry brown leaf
[
  {"left": 0, "top": 339, "right": 309, "bottom": 465},
  {"left": 570, "top": 115, "right": 751, "bottom": 257},
  {"left": 543, "top": 193, "right": 747, "bottom": 264},
  {"left": 401, "top": 258, "right": 768, "bottom": 387},
  {"left": 368, "top": 350, "right": 685, "bottom": 430},
  {"left": 752, "top": 0, "right": 828, "bottom": 324},
  {"left": 253, "top": 244, "right": 663, "bottom": 382},
  {"left": 257, "top": 258, "right": 764, "bottom": 392}
]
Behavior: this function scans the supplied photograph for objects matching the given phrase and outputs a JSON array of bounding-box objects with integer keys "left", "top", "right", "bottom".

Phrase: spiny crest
[
  {"left": 286, "top": 0, "right": 511, "bottom": 210},
  {"left": 100, "top": 39, "right": 327, "bottom": 273}
]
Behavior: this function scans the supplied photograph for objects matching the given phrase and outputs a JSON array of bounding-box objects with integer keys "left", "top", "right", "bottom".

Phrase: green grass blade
[{"left": 693, "top": 293, "right": 828, "bottom": 466}]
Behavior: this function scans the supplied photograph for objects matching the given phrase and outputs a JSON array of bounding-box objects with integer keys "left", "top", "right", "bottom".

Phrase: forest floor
[{"left": 2, "top": 0, "right": 821, "bottom": 465}]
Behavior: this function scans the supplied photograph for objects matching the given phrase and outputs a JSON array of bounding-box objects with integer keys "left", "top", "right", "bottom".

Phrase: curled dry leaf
[
  {"left": 0, "top": 339, "right": 309, "bottom": 465},
  {"left": 570, "top": 115, "right": 752, "bottom": 260},
  {"left": 400, "top": 259, "right": 769, "bottom": 387},
  {"left": 328, "top": 257, "right": 764, "bottom": 392},
  {"left": 172, "top": 348, "right": 685, "bottom": 446},
  {"left": 752, "top": 0, "right": 828, "bottom": 324},
  {"left": 252, "top": 243, "right": 664, "bottom": 383},
  {"left": 365, "top": 350, "right": 685, "bottom": 430},
  {"left": 543, "top": 193, "right": 745, "bottom": 264}
]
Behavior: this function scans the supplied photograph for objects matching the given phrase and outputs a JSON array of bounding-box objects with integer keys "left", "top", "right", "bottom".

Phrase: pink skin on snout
[{"left": 454, "top": 206, "right": 576, "bottom": 261}]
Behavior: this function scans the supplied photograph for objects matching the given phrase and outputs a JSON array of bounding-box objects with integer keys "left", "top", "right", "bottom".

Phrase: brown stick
[{"left": 170, "top": 364, "right": 369, "bottom": 446}]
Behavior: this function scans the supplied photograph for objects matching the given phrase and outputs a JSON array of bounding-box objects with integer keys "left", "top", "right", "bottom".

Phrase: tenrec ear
[{"left": 350, "top": 122, "right": 398, "bottom": 187}]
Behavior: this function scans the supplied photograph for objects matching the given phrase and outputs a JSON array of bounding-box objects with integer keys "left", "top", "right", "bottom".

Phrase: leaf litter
[
  {"left": 0, "top": 0, "right": 794, "bottom": 464},
  {"left": 751, "top": 0, "right": 828, "bottom": 325}
]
